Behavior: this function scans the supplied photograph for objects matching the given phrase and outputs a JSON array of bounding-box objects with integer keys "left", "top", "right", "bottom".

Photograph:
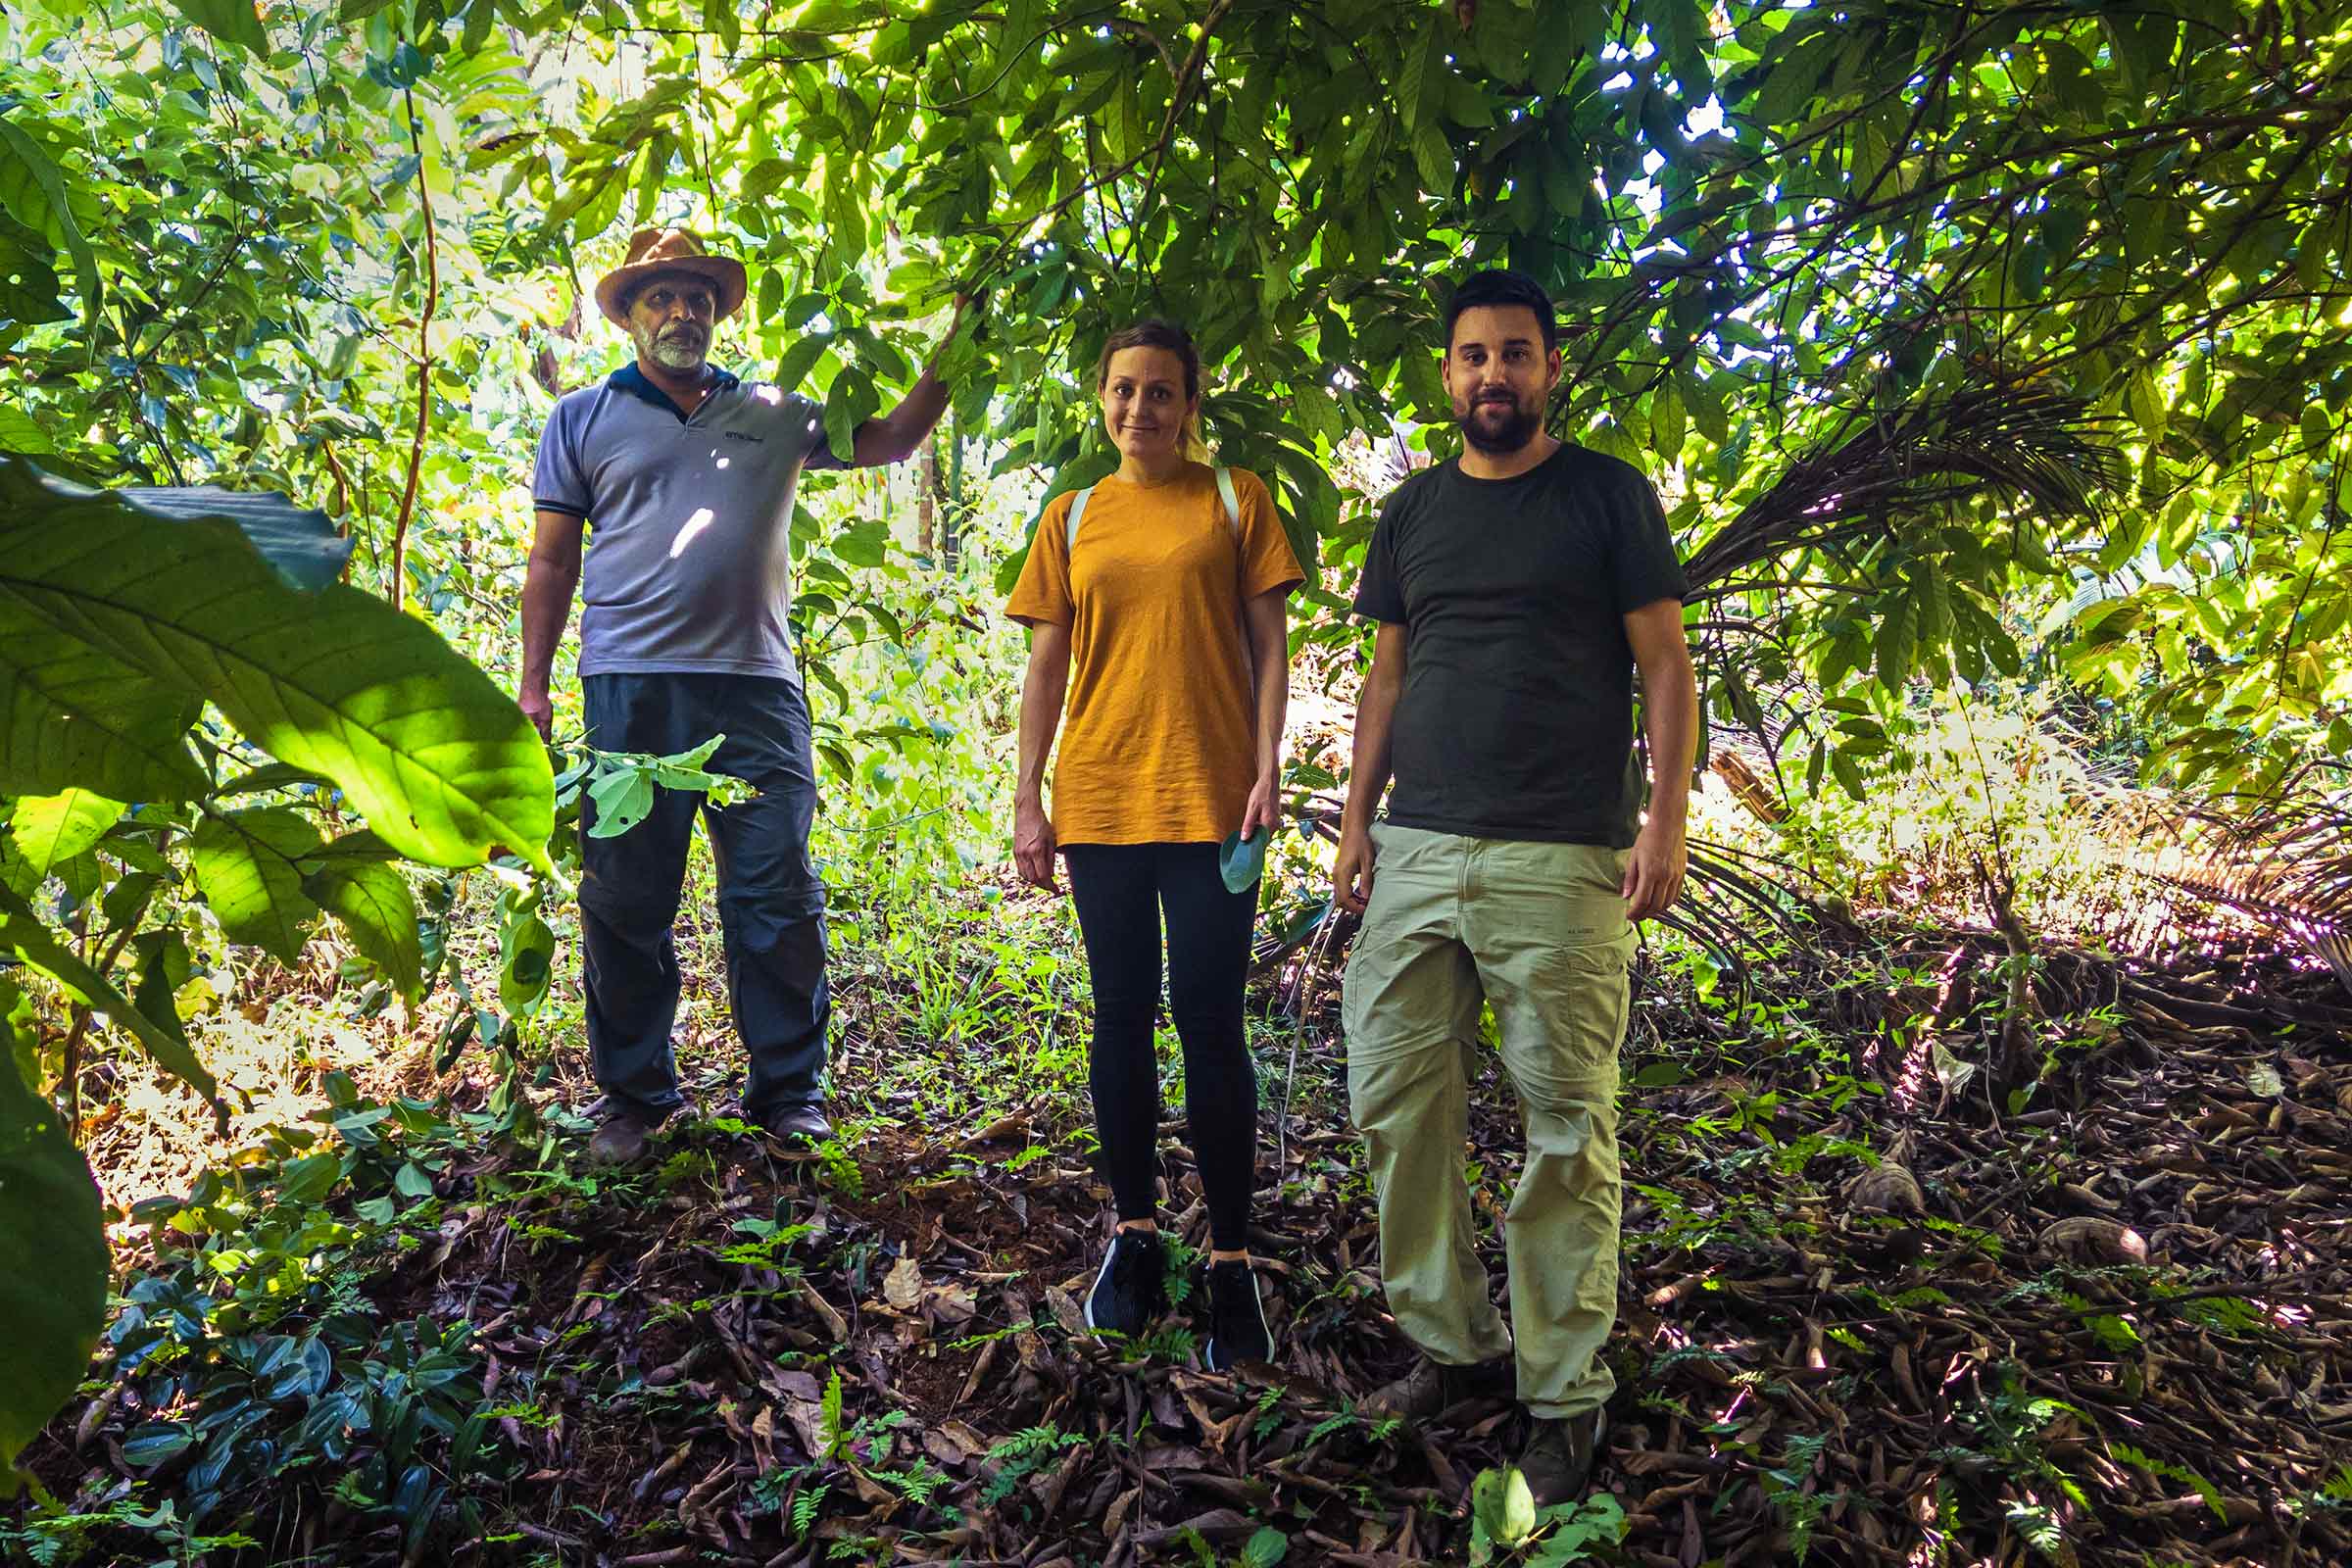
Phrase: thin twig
[{"left": 388, "top": 84, "right": 440, "bottom": 612}]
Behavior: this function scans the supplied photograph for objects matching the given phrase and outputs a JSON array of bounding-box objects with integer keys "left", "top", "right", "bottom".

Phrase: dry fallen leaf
[
  {"left": 1847, "top": 1162, "right": 1926, "bottom": 1215},
  {"left": 2038, "top": 1215, "right": 2151, "bottom": 1264},
  {"left": 883, "top": 1253, "right": 924, "bottom": 1310}
]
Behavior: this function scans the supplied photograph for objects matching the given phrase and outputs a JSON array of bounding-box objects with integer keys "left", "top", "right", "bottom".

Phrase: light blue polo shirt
[{"left": 532, "top": 364, "right": 844, "bottom": 682}]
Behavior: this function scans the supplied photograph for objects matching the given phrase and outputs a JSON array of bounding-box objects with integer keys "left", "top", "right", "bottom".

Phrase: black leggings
[{"left": 1063, "top": 842, "right": 1260, "bottom": 1252}]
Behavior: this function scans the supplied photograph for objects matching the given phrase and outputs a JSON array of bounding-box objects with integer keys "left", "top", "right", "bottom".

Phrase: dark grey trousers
[{"left": 579, "top": 672, "right": 829, "bottom": 1124}]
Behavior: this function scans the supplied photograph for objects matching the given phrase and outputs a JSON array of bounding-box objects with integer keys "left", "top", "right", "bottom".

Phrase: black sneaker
[
  {"left": 1084, "top": 1229, "right": 1169, "bottom": 1337},
  {"left": 1203, "top": 1259, "right": 1273, "bottom": 1372}
]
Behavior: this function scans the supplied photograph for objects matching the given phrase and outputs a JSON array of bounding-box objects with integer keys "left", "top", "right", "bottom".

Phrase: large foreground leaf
[
  {"left": 0, "top": 634, "right": 205, "bottom": 803},
  {"left": 120, "top": 484, "right": 354, "bottom": 592},
  {"left": 0, "top": 1064, "right": 105, "bottom": 1496},
  {"left": 0, "top": 460, "right": 552, "bottom": 871}
]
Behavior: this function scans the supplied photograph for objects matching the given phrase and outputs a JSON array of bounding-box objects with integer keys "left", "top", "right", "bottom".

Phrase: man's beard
[
  {"left": 637, "top": 324, "right": 709, "bottom": 372},
  {"left": 1457, "top": 393, "right": 1542, "bottom": 454}
]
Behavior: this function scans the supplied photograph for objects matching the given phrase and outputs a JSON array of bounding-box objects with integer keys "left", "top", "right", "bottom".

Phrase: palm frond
[
  {"left": 2139, "top": 773, "right": 2352, "bottom": 995},
  {"left": 1683, "top": 385, "right": 2124, "bottom": 598}
]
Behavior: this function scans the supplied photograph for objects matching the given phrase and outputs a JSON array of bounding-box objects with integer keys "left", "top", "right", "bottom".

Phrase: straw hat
[{"left": 593, "top": 228, "right": 748, "bottom": 327}]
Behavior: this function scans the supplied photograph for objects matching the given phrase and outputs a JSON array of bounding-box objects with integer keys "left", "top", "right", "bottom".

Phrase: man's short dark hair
[{"left": 1444, "top": 269, "right": 1557, "bottom": 355}]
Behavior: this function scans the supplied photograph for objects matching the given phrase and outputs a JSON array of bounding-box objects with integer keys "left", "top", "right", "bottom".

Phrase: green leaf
[
  {"left": 0, "top": 461, "right": 553, "bottom": 872},
  {"left": 1412, "top": 122, "right": 1454, "bottom": 194},
  {"left": 1648, "top": 382, "right": 1687, "bottom": 461},
  {"left": 1399, "top": 15, "right": 1445, "bottom": 137},
  {"left": 498, "top": 911, "right": 556, "bottom": 1018},
  {"left": 278, "top": 1150, "right": 340, "bottom": 1203},
  {"left": 584, "top": 766, "right": 656, "bottom": 838},
  {"left": 129, "top": 930, "right": 190, "bottom": 1063},
  {"left": 0, "top": 410, "right": 52, "bottom": 456},
  {"left": 100, "top": 870, "right": 161, "bottom": 932},
  {"left": 190, "top": 808, "right": 321, "bottom": 963},
  {"left": 0, "top": 882, "right": 221, "bottom": 1116},
  {"left": 833, "top": 519, "right": 889, "bottom": 568},
  {"left": 1829, "top": 747, "right": 1869, "bottom": 802},
  {"left": 775, "top": 330, "right": 834, "bottom": 394},
  {"left": 1471, "top": 1466, "right": 1539, "bottom": 1548},
  {"left": 165, "top": 0, "right": 271, "bottom": 54},
  {"left": 119, "top": 485, "right": 354, "bottom": 593},
  {"left": 119, "top": 1424, "right": 194, "bottom": 1468},
  {"left": 8, "top": 789, "right": 121, "bottom": 875},
  {"left": 823, "top": 367, "right": 877, "bottom": 465},
  {"left": 1241, "top": 1527, "right": 1290, "bottom": 1568},
  {"left": 0, "top": 1063, "right": 106, "bottom": 1497},
  {"left": 0, "top": 215, "right": 67, "bottom": 327},
  {"left": 302, "top": 859, "right": 422, "bottom": 1001},
  {"left": 0, "top": 625, "right": 203, "bottom": 805},
  {"left": 1873, "top": 596, "right": 1918, "bottom": 689},
  {"left": 0, "top": 120, "right": 99, "bottom": 329}
]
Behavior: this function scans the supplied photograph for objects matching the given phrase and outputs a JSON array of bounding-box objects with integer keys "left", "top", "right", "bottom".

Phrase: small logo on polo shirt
[{"left": 722, "top": 429, "right": 765, "bottom": 444}]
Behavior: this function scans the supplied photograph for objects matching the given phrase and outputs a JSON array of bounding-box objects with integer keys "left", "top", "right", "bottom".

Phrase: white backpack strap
[
  {"left": 1064, "top": 484, "right": 1096, "bottom": 552},
  {"left": 1213, "top": 466, "right": 1241, "bottom": 536}
]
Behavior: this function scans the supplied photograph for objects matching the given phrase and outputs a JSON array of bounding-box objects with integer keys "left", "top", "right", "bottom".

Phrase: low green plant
[
  {"left": 977, "top": 1424, "right": 1087, "bottom": 1507},
  {"left": 1176, "top": 1523, "right": 1291, "bottom": 1567},
  {"left": 0, "top": 1490, "right": 257, "bottom": 1568},
  {"left": 1466, "top": 1465, "right": 1629, "bottom": 1565},
  {"left": 64, "top": 1096, "right": 512, "bottom": 1562}
]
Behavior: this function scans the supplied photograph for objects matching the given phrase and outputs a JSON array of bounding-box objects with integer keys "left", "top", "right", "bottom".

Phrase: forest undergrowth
[{"left": 10, "top": 841, "right": 2348, "bottom": 1568}]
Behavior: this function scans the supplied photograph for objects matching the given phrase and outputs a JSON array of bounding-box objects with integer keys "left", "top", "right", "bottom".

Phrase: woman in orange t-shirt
[{"left": 1005, "top": 318, "right": 1303, "bottom": 1372}]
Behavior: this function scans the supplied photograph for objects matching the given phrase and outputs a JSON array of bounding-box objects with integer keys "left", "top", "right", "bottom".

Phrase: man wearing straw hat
[{"left": 520, "top": 227, "right": 973, "bottom": 1164}]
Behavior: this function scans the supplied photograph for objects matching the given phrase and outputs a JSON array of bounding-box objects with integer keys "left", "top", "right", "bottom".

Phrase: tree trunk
[{"left": 916, "top": 435, "right": 938, "bottom": 556}]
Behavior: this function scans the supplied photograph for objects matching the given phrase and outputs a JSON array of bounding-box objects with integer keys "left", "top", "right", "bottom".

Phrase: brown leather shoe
[
  {"left": 1518, "top": 1409, "right": 1607, "bottom": 1506},
  {"left": 586, "top": 1107, "right": 662, "bottom": 1165},
  {"left": 1362, "top": 1354, "right": 1513, "bottom": 1422}
]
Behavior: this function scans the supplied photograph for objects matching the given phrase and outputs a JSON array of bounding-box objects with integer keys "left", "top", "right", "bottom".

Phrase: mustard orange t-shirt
[{"left": 1005, "top": 464, "right": 1305, "bottom": 847}]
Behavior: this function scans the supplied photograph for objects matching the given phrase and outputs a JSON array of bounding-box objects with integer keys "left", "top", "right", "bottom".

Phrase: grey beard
[{"left": 647, "top": 335, "right": 708, "bottom": 371}]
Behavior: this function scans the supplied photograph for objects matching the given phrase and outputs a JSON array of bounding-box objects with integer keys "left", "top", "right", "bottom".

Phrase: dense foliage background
[{"left": 4, "top": 0, "right": 2350, "bottom": 1563}]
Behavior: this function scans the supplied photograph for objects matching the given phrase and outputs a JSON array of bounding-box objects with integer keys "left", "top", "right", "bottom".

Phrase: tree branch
[{"left": 389, "top": 85, "right": 440, "bottom": 613}]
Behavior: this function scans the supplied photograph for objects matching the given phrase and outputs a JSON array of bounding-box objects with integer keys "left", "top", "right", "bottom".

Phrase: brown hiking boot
[
  {"left": 586, "top": 1106, "right": 663, "bottom": 1165},
  {"left": 1363, "top": 1354, "right": 1513, "bottom": 1422},
  {"left": 1518, "top": 1409, "right": 1607, "bottom": 1506}
]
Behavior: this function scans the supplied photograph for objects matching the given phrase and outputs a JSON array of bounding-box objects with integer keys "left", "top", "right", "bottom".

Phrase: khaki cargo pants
[{"left": 1343, "top": 822, "right": 1633, "bottom": 1419}]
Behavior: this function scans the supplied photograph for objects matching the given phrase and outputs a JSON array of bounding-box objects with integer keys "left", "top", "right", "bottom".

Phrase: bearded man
[
  {"left": 1332, "top": 268, "right": 1697, "bottom": 1502},
  {"left": 520, "top": 227, "right": 969, "bottom": 1163}
]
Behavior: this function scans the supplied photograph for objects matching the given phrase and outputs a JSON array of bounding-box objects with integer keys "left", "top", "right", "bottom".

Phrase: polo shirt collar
[{"left": 609, "top": 361, "right": 742, "bottom": 421}]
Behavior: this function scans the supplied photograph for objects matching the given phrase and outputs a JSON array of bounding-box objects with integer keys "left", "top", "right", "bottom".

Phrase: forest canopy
[{"left": 1, "top": 0, "right": 2347, "bottom": 794}]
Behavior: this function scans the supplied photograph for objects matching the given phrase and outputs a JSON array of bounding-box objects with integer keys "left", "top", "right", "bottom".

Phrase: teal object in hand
[{"left": 1219, "top": 828, "right": 1268, "bottom": 894}]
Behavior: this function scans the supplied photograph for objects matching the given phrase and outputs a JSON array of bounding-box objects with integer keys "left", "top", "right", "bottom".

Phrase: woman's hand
[
  {"left": 1240, "top": 771, "right": 1281, "bottom": 842},
  {"left": 1014, "top": 790, "right": 1058, "bottom": 891}
]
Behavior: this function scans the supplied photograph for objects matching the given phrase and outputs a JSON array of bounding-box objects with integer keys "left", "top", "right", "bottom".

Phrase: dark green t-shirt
[{"left": 1351, "top": 442, "right": 1687, "bottom": 847}]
